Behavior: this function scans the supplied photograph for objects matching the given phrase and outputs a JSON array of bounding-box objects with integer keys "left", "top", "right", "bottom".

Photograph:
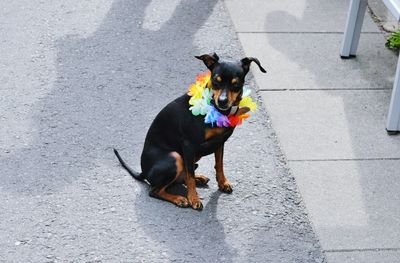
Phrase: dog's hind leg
[
  {"left": 150, "top": 186, "right": 189, "bottom": 208},
  {"left": 148, "top": 152, "right": 189, "bottom": 208}
]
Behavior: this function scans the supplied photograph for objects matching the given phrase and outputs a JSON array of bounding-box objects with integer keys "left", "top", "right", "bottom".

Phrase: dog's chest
[
  {"left": 197, "top": 127, "right": 233, "bottom": 156},
  {"left": 204, "top": 127, "right": 228, "bottom": 140}
]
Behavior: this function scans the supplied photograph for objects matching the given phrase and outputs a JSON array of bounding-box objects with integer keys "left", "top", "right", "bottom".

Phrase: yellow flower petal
[{"left": 239, "top": 97, "right": 257, "bottom": 112}]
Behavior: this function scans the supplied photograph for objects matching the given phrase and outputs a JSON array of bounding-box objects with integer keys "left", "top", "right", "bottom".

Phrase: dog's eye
[{"left": 231, "top": 78, "right": 242, "bottom": 90}]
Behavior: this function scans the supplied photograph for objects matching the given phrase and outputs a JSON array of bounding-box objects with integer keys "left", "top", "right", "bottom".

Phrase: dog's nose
[
  {"left": 218, "top": 97, "right": 228, "bottom": 107},
  {"left": 218, "top": 89, "right": 228, "bottom": 107}
]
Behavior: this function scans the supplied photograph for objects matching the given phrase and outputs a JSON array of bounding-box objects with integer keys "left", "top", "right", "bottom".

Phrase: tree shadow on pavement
[
  {"left": 1, "top": 0, "right": 239, "bottom": 260},
  {"left": 1, "top": 0, "right": 218, "bottom": 194}
]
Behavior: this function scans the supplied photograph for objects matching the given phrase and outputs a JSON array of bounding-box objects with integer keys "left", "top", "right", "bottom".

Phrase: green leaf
[{"left": 386, "top": 31, "right": 400, "bottom": 51}]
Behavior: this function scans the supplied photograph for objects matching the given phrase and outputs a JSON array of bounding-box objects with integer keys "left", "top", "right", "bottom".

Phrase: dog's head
[{"left": 195, "top": 52, "right": 266, "bottom": 112}]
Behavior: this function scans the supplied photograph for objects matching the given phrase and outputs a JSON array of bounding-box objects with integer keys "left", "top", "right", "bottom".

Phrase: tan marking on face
[
  {"left": 216, "top": 75, "right": 222, "bottom": 82},
  {"left": 214, "top": 89, "right": 240, "bottom": 109},
  {"left": 231, "top": 78, "right": 238, "bottom": 84},
  {"left": 228, "top": 91, "right": 240, "bottom": 106},
  {"left": 213, "top": 89, "right": 222, "bottom": 105}
]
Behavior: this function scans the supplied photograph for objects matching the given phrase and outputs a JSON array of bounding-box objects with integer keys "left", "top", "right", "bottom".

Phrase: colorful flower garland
[{"left": 187, "top": 72, "right": 257, "bottom": 127}]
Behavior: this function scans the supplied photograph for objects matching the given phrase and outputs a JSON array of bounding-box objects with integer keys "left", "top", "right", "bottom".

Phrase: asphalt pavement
[{"left": 0, "top": 0, "right": 325, "bottom": 262}]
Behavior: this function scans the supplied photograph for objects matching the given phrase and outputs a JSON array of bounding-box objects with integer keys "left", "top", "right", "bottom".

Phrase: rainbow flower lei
[{"left": 187, "top": 72, "right": 257, "bottom": 127}]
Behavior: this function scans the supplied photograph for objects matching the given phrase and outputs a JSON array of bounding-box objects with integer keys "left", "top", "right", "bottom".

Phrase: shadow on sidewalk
[{"left": 263, "top": 0, "right": 400, "bottom": 248}]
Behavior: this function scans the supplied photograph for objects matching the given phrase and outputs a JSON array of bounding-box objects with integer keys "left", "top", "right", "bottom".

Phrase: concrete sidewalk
[{"left": 226, "top": 0, "right": 400, "bottom": 262}]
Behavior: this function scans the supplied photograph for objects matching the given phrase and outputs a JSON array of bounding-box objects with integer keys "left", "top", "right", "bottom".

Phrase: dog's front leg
[
  {"left": 215, "top": 144, "right": 232, "bottom": 193},
  {"left": 182, "top": 140, "right": 203, "bottom": 210}
]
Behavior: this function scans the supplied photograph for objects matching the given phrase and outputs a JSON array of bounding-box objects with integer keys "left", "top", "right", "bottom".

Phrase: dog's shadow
[{"left": 133, "top": 183, "right": 237, "bottom": 262}]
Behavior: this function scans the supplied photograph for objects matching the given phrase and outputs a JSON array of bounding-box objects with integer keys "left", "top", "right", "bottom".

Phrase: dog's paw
[
  {"left": 218, "top": 181, "right": 233, "bottom": 194},
  {"left": 188, "top": 196, "right": 203, "bottom": 211},
  {"left": 191, "top": 200, "right": 203, "bottom": 210},
  {"left": 173, "top": 196, "right": 189, "bottom": 208},
  {"left": 195, "top": 175, "right": 210, "bottom": 186}
]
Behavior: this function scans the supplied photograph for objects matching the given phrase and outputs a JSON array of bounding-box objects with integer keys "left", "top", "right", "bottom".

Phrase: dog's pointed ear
[
  {"left": 195, "top": 53, "right": 219, "bottom": 70},
  {"left": 241, "top": 57, "right": 266, "bottom": 74}
]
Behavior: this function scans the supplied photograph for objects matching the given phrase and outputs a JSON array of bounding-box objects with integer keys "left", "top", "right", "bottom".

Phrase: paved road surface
[{"left": 0, "top": 0, "right": 325, "bottom": 262}]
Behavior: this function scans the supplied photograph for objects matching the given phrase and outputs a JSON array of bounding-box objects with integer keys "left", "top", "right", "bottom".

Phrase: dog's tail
[{"left": 113, "top": 149, "right": 145, "bottom": 181}]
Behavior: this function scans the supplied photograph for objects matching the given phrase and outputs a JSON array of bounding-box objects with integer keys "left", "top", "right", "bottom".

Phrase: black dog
[{"left": 114, "top": 53, "right": 266, "bottom": 210}]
